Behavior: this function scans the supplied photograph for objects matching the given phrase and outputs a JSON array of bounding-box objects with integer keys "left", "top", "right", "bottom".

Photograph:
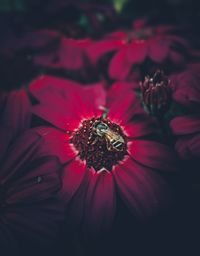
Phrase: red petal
[
  {"left": 166, "top": 35, "right": 189, "bottom": 48},
  {"left": 125, "top": 119, "right": 158, "bottom": 138},
  {"left": 30, "top": 76, "right": 105, "bottom": 127},
  {"left": 169, "top": 50, "right": 185, "bottom": 65},
  {"left": 109, "top": 49, "right": 133, "bottom": 80},
  {"left": 126, "top": 41, "right": 147, "bottom": 63},
  {"left": 175, "top": 134, "right": 200, "bottom": 159},
  {"left": 129, "top": 140, "right": 178, "bottom": 172},
  {"left": 83, "top": 170, "right": 115, "bottom": 237},
  {"left": 107, "top": 85, "right": 138, "bottom": 123},
  {"left": 148, "top": 38, "right": 169, "bottom": 62},
  {"left": 87, "top": 39, "right": 123, "bottom": 64},
  {"left": 173, "top": 87, "right": 200, "bottom": 107},
  {"left": 0, "top": 131, "right": 43, "bottom": 183},
  {"left": 6, "top": 156, "right": 61, "bottom": 204},
  {"left": 113, "top": 157, "right": 169, "bottom": 218},
  {"left": 65, "top": 169, "right": 91, "bottom": 228},
  {"left": 4, "top": 200, "right": 64, "bottom": 243},
  {"left": 61, "top": 159, "right": 87, "bottom": 205},
  {"left": 171, "top": 116, "right": 200, "bottom": 135},
  {"left": 60, "top": 38, "right": 90, "bottom": 70},
  {"left": 34, "top": 38, "right": 89, "bottom": 70},
  {"left": 32, "top": 104, "right": 79, "bottom": 131},
  {"left": 0, "top": 126, "right": 13, "bottom": 162},
  {"left": 33, "top": 127, "right": 76, "bottom": 163},
  {"left": 29, "top": 75, "right": 84, "bottom": 117},
  {"left": 188, "top": 134, "right": 200, "bottom": 157},
  {"left": 1, "top": 90, "right": 31, "bottom": 135}
]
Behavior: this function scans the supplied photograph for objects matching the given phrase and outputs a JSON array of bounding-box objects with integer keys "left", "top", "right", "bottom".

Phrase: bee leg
[
  {"left": 90, "top": 137, "right": 99, "bottom": 145},
  {"left": 106, "top": 138, "right": 112, "bottom": 151}
]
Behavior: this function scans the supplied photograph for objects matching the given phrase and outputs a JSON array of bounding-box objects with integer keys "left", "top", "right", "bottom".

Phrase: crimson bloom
[
  {"left": 170, "top": 68, "right": 200, "bottom": 159},
  {"left": 29, "top": 75, "right": 177, "bottom": 238},
  {"left": 87, "top": 21, "right": 189, "bottom": 80}
]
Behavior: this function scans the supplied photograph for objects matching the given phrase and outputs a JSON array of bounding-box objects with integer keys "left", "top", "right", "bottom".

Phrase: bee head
[{"left": 94, "top": 122, "right": 109, "bottom": 137}]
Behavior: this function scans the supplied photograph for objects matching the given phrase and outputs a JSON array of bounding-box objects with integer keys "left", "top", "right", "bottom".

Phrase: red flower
[
  {"left": 29, "top": 75, "right": 177, "bottom": 237},
  {"left": 88, "top": 22, "right": 189, "bottom": 80},
  {"left": 0, "top": 128, "right": 63, "bottom": 252},
  {"left": 170, "top": 67, "right": 200, "bottom": 159}
]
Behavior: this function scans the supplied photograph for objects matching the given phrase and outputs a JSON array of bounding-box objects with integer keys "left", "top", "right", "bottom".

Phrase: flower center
[
  {"left": 70, "top": 117, "right": 128, "bottom": 171},
  {"left": 140, "top": 70, "right": 171, "bottom": 116}
]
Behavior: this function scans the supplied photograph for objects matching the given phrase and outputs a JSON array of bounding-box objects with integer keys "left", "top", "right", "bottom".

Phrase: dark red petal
[
  {"left": 59, "top": 38, "right": 90, "bottom": 70},
  {"left": 32, "top": 104, "right": 78, "bottom": 131},
  {"left": 30, "top": 76, "right": 106, "bottom": 127},
  {"left": 65, "top": 169, "right": 91, "bottom": 228},
  {"left": 33, "top": 127, "right": 76, "bottom": 163},
  {"left": 129, "top": 140, "right": 178, "bottom": 172},
  {"left": 0, "top": 126, "right": 13, "bottom": 162},
  {"left": 83, "top": 170, "right": 115, "bottom": 237},
  {"left": 61, "top": 159, "right": 87, "bottom": 205},
  {"left": 1, "top": 90, "right": 31, "bottom": 135},
  {"left": 29, "top": 75, "right": 80, "bottom": 102},
  {"left": 87, "top": 39, "right": 123, "bottom": 64},
  {"left": 0, "top": 131, "right": 42, "bottom": 182},
  {"left": 125, "top": 119, "right": 158, "bottom": 138},
  {"left": 170, "top": 116, "right": 200, "bottom": 135},
  {"left": 188, "top": 134, "right": 200, "bottom": 157},
  {"left": 109, "top": 49, "right": 133, "bottom": 80},
  {"left": 173, "top": 87, "right": 200, "bottom": 107},
  {"left": 126, "top": 41, "right": 147, "bottom": 63},
  {"left": 34, "top": 38, "right": 89, "bottom": 70},
  {"left": 29, "top": 76, "right": 86, "bottom": 119},
  {"left": 107, "top": 85, "right": 139, "bottom": 123},
  {"left": 166, "top": 35, "right": 189, "bottom": 49},
  {"left": 148, "top": 38, "right": 169, "bottom": 62},
  {"left": 6, "top": 156, "right": 61, "bottom": 204},
  {"left": 83, "top": 82, "right": 107, "bottom": 115},
  {"left": 113, "top": 157, "right": 169, "bottom": 218},
  {"left": 4, "top": 199, "right": 64, "bottom": 243},
  {"left": 175, "top": 134, "right": 200, "bottom": 159},
  {"left": 169, "top": 50, "right": 185, "bottom": 65},
  {"left": 20, "top": 29, "right": 60, "bottom": 49}
]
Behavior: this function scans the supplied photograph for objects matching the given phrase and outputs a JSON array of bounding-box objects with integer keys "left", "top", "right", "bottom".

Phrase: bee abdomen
[{"left": 112, "top": 140, "right": 123, "bottom": 149}]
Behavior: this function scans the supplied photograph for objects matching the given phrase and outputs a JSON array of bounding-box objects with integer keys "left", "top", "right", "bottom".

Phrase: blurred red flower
[
  {"left": 170, "top": 67, "right": 200, "bottom": 159},
  {"left": 88, "top": 21, "right": 189, "bottom": 80}
]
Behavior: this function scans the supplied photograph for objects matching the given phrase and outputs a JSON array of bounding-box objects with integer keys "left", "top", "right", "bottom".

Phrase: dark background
[{"left": 1, "top": 1, "right": 200, "bottom": 255}]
